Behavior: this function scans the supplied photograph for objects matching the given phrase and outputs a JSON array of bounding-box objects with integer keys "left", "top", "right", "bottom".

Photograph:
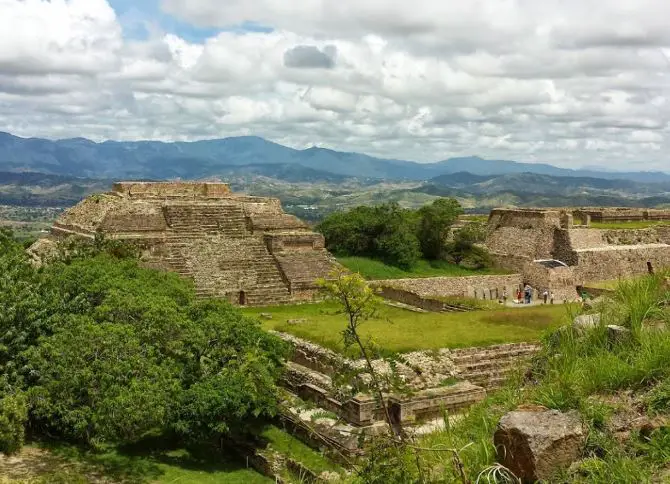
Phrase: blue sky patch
[{"left": 108, "top": 0, "right": 273, "bottom": 42}]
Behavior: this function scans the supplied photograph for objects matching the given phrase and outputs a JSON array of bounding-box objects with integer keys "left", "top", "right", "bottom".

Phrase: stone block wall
[
  {"left": 575, "top": 207, "right": 670, "bottom": 222},
  {"left": 566, "top": 228, "right": 608, "bottom": 250},
  {"left": 486, "top": 209, "right": 562, "bottom": 263},
  {"left": 113, "top": 181, "right": 232, "bottom": 198},
  {"left": 522, "top": 262, "right": 576, "bottom": 301},
  {"left": 602, "top": 229, "right": 666, "bottom": 246},
  {"left": 374, "top": 274, "right": 523, "bottom": 299},
  {"left": 573, "top": 244, "right": 670, "bottom": 283},
  {"left": 486, "top": 207, "right": 670, "bottom": 287}
]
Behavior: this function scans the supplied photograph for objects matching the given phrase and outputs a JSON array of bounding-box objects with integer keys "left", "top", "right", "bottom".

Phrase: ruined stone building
[
  {"left": 30, "top": 182, "right": 338, "bottom": 306},
  {"left": 485, "top": 208, "right": 670, "bottom": 295}
]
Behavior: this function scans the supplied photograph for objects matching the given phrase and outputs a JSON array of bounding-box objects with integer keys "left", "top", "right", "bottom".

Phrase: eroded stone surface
[{"left": 494, "top": 408, "right": 585, "bottom": 482}]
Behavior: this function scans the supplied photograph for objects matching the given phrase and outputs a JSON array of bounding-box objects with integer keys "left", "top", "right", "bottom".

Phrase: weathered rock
[
  {"left": 494, "top": 408, "right": 585, "bottom": 482},
  {"left": 287, "top": 319, "right": 308, "bottom": 325},
  {"left": 572, "top": 313, "right": 601, "bottom": 331},
  {"left": 259, "top": 312, "right": 273, "bottom": 320},
  {"left": 606, "top": 325, "right": 632, "bottom": 344},
  {"left": 582, "top": 296, "right": 605, "bottom": 311}
]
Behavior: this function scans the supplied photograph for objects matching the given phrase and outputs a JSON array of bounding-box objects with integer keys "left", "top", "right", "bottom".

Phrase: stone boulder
[
  {"left": 494, "top": 408, "right": 585, "bottom": 482},
  {"left": 606, "top": 325, "right": 632, "bottom": 345},
  {"left": 572, "top": 313, "right": 601, "bottom": 331}
]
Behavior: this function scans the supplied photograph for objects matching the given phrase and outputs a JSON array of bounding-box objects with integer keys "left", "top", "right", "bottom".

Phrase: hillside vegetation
[
  {"left": 353, "top": 274, "right": 670, "bottom": 483},
  {"left": 317, "top": 199, "right": 491, "bottom": 270},
  {"left": 0, "top": 230, "right": 287, "bottom": 481}
]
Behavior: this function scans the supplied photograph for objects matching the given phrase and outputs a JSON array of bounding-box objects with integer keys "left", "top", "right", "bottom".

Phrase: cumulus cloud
[
  {"left": 0, "top": 0, "right": 668, "bottom": 171},
  {"left": 284, "top": 45, "right": 337, "bottom": 69}
]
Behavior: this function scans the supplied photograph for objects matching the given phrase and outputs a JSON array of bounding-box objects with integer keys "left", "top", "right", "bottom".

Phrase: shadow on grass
[{"left": 34, "top": 434, "right": 253, "bottom": 483}]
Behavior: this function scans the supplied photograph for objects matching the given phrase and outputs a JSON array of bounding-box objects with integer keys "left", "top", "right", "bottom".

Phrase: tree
[
  {"left": 0, "top": 232, "right": 289, "bottom": 450},
  {"left": 444, "top": 222, "right": 492, "bottom": 269},
  {"left": 316, "top": 202, "right": 423, "bottom": 268},
  {"left": 417, "top": 198, "right": 463, "bottom": 260},
  {"left": 26, "top": 317, "right": 178, "bottom": 446}
]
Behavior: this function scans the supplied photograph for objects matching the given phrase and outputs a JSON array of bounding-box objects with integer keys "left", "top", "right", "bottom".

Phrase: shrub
[{"left": 0, "top": 391, "right": 28, "bottom": 455}]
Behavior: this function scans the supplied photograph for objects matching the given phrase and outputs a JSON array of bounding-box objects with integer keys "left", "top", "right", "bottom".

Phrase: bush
[
  {"left": 0, "top": 232, "right": 289, "bottom": 449},
  {"left": 0, "top": 391, "right": 28, "bottom": 455}
]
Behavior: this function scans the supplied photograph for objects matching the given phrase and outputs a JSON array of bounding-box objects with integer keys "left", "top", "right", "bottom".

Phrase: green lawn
[
  {"left": 590, "top": 220, "right": 670, "bottom": 230},
  {"left": 244, "top": 302, "right": 572, "bottom": 355},
  {"left": 337, "top": 256, "right": 511, "bottom": 280},
  {"left": 24, "top": 439, "right": 271, "bottom": 484}
]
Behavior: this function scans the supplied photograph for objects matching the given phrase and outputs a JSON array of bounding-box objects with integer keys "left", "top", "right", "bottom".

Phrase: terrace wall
[{"left": 374, "top": 274, "right": 523, "bottom": 299}]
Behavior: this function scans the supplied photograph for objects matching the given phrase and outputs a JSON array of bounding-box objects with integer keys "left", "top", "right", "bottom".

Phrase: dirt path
[{"left": 0, "top": 447, "right": 111, "bottom": 483}]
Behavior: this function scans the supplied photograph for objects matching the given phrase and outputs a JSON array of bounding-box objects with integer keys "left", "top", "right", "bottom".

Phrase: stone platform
[{"left": 30, "top": 182, "right": 339, "bottom": 306}]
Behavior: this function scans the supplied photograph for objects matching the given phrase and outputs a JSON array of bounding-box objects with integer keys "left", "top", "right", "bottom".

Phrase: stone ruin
[
  {"left": 30, "top": 182, "right": 339, "bottom": 306},
  {"left": 276, "top": 331, "right": 541, "bottom": 455},
  {"left": 485, "top": 207, "right": 670, "bottom": 292}
]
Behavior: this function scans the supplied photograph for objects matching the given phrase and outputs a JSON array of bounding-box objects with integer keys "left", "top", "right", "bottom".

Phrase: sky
[{"left": 0, "top": 0, "right": 669, "bottom": 171}]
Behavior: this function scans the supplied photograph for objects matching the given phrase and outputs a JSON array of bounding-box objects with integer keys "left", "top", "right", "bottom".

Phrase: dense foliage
[
  {"left": 316, "top": 198, "right": 490, "bottom": 269},
  {"left": 0, "top": 229, "right": 287, "bottom": 452}
]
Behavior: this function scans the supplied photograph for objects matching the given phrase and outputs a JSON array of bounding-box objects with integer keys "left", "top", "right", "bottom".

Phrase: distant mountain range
[{"left": 1, "top": 131, "right": 669, "bottom": 183}]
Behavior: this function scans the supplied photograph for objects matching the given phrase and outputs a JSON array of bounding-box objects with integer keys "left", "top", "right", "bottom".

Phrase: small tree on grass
[
  {"left": 317, "top": 268, "right": 395, "bottom": 435},
  {"left": 319, "top": 267, "right": 472, "bottom": 484}
]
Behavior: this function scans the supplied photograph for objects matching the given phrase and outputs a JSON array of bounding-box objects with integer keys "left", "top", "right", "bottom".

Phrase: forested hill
[{"left": 1, "top": 131, "right": 669, "bottom": 183}]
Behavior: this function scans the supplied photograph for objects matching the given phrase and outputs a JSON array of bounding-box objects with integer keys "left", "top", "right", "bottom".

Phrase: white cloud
[{"left": 0, "top": 0, "right": 668, "bottom": 171}]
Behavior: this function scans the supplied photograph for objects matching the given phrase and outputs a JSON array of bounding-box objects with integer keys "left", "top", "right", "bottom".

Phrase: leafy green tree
[
  {"left": 0, "top": 232, "right": 288, "bottom": 449},
  {"left": 444, "top": 222, "right": 492, "bottom": 269},
  {"left": 316, "top": 202, "right": 422, "bottom": 268},
  {"left": 26, "top": 317, "right": 178, "bottom": 446},
  {"left": 417, "top": 198, "right": 463, "bottom": 260}
]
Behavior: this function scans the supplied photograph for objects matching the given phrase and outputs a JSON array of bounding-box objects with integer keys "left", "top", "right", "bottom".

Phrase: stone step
[
  {"left": 451, "top": 350, "right": 538, "bottom": 365},
  {"left": 450, "top": 347, "right": 540, "bottom": 363},
  {"left": 457, "top": 359, "right": 520, "bottom": 372}
]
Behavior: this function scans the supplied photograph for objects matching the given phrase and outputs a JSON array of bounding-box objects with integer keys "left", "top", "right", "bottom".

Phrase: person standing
[
  {"left": 550, "top": 292, "right": 555, "bottom": 304},
  {"left": 502, "top": 288, "right": 508, "bottom": 304},
  {"left": 543, "top": 289, "right": 549, "bottom": 304}
]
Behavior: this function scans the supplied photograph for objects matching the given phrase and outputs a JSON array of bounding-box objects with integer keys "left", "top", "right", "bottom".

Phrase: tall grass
[{"left": 418, "top": 273, "right": 670, "bottom": 482}]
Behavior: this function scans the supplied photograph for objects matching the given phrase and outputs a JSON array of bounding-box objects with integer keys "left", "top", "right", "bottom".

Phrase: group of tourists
[{"left": 502, "top": 285, "right": 555, "bottom": 305}]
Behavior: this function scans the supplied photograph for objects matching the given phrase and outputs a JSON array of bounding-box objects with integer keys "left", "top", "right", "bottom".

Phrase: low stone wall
[
  {"left": 375, "top": 274, "right": 522, "bottom": 299},
  {"left": 577, "top": 207, "right": 670, "bottom": 222},
  {"left": 603, "top": 229, "right": 666, "bottom": 246},
  {"left": 389, "top": 383, "right": 486, "bottom": 423},
  {"left": 375, "top": 286, "right": 452, "bottom": 312}
]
